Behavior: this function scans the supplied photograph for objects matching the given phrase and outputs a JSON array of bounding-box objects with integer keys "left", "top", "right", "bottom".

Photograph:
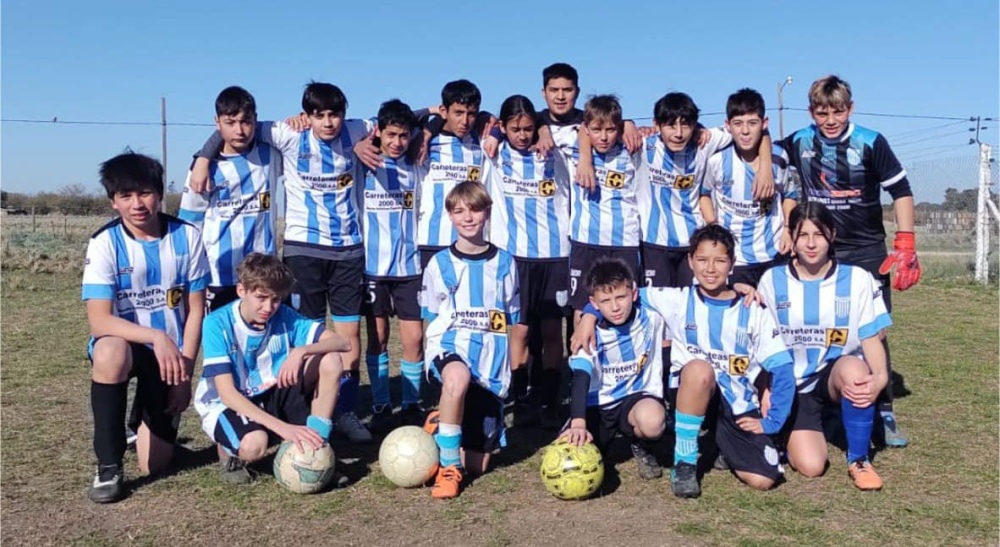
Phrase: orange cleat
[
  {"left": 430, "top": 464, "right": 463, "bottom": 499},
  {"left": 848, "top": 460, "right": 884, "bottom": 491},
  {"left": 423, "top": 410, "right": 441, "bottom": 436}
]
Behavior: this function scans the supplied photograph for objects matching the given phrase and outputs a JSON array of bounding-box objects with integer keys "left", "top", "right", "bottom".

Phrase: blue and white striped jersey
[
  {"left": 637, "top": 128, "right": 731, "bottom": 248},
  {"left": 194, "top": 301, "right": 324, "bottom": 438},
  {"left": 417, "top": 132, "right": 484, "bottom": 248},
  {"left": 553, "top": 130, "right": 642, "bottom": 248},
  {"left": 569, "top": 304, "right": 665, "bottom": 407},
  {"left": 82, "top": 214, "right": 210, "bottom": 352},
  {"left": 642, "top": 286, "right": 792, "bottom": 416},
  {"left": 702, "top": 144, "right": 799, "bottom": 266},
  {"left": 178, "top": 143, "right": 279, "bottom": 286},
  {"left": 420, "top": 245, "right": 520, "bottom": 399},
  {"left": 359, "top": 157, "right": 424, "bottom": 278},
  {"left": 486, "top": 141, "right": 571, "bottom": 259},
  {"left": 259, "top": 119, "right": 375, "bottom": 248},
  {"left": 757, "top": 261, "right": 892, "bottom": 393}
]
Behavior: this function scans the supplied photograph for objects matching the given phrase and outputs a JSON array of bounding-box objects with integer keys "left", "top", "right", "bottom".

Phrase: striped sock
[
  {"left": 366, "top": 353, "right": 390, "bottom": 408},
  {"left": 400, "top": 360, "right": 423, "bottom": 408},
  {"left": 842, "top": 398, "right": 875, "bottom": 463},
  {"left": 674, "top": 411, "right": 704, "bottom": 466},
  {"left": 435, "top": 422, "right": 462, "bottom": 468}
]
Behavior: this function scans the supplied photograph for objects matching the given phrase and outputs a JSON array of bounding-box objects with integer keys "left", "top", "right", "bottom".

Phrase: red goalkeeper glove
[{"left": 878, "top": 231, "right": 921, "bottom": 291}]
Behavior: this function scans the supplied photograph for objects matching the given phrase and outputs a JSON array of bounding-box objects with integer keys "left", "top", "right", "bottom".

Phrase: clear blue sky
[{"left": 3, "top": 0, "right": 997, "bottom": 203}]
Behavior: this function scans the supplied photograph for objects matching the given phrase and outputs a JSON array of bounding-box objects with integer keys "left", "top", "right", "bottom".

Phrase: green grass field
[{"left": 2, "top": 217, "right": 998, "bottom": 546}]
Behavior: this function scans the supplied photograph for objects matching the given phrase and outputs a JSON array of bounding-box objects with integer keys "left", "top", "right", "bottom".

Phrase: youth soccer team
[{"left": 81, "top": 62, "right": 923, "bottom": 504}]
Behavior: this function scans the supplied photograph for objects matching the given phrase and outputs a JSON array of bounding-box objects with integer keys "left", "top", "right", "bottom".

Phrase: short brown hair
[
  {"left": 445, "top": 180, "right": 492, "bottom": 212},
  {"left": 583, "top": 94, "right": 623, "bottom": 129},
  {"left": 236, "top": 253, "right": 295, "bottom": 298},
  {"left": 808, "top": 75, "right": 852, "bottom": 111}
]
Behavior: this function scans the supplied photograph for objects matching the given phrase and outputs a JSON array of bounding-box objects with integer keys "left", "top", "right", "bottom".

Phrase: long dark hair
[
  {"left": 788, "top": 202, "right": 837, "bottom": 258},
  {"left": 499, "top": 94, "right": 537, "bottom": 126}
]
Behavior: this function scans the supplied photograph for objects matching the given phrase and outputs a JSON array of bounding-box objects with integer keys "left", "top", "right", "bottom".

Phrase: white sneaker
[{"left": 335, "top": 412, "right": 373, "bottom": 444}]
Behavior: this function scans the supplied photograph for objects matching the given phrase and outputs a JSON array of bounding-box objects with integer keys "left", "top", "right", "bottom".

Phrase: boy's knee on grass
[
  {"left": 631, "top": 400, "right": 666, "bottom": 439},
  {"left": 237, "top": 431, "right": 269, "bottom": 463},
  {"left": 318, "top": 352, "right": 344, "bottom": 380},
  {"left": 682, "top": 360, "right": 715, "bottom": 390},
  {"left": 441, "top": 362, "right": 472, "bottom": 397},
  {"left": 738, "top": 471, "right": 775, "bottom": 491},
  {"left": 91, "top": 337, "right": 132, "bottom": 382}
]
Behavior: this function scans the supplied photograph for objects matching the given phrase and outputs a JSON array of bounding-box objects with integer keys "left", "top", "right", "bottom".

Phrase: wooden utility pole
[{"left": 161, "top": 97, "right": 167, "bottom": 212}]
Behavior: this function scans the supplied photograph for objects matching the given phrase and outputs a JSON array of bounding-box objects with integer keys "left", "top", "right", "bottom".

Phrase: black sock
[
  {"left": 91, "top": 380, "right": 128, "bottom": 466},
  {"left": 540, "top": 369, "right": 561, "bottom": 406},
  {"left": 512, "top": 367, "right": 530, "bottom": 400},
  {"left": 661, "top": 345, "right": 672, "bottom": 391}
]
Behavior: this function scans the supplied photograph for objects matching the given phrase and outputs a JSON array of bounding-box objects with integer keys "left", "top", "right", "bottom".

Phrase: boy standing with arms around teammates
[
  {"left": 359, "top": 99, "right": 428, "bottom": 430},
  {"left": 83, "top": 152, "right": 209, "bottom": 503},
  {"left": 420, "top": 181, "right": 524, "bottom": 499},
  {"left": 194, "top": 253, "right": 350, "bottom": 483},
  {"left": 781, "top": 75, "right": 918, "bottom": 447},
  {"left": 191, "top": 83, "right": 376, "bottom": 443},
  {"left": 179, "top": 86, "right": 280, "bottom": 312},
  {"left": 560, "top": 258, "right": 668, "bottom": 482},
  {"left": 701, "top": 88, "right": 798, "bottom": 287}
]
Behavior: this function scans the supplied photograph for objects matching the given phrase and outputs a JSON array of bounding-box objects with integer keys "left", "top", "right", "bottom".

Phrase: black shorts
[
  {"left": 363, "top": 276, "right": 422, "bottom": 321},
  {"left": 585, "top": 393, "right": 664, "bottom": 452},
  {"left": 207, "top": 285, "right": 239, "bottom": 314},
  {"left": 715, "top": 404, "right": 782, "bottom": 481},
  {"left": 568, "top": 242, "right": 641, "bottom": 310},
  {"left": 787, "top": 362, "right": 836, "bottom": 433},
  {"left": 516, "top": 258, "right": 570, "bottom": 320},
  {"left": 212, "top": 384, "right": 313, "bottom": 455},
  {"left": 284, "top": 254, "right": 365, "bottom": 321},
  {"left": 729, "top": 256, "right": 789, "bottom": 288},
  {"left": 641, "top": 243, "right": 693, "bottom": 288},
  {"left": 430, "top": 354, "right": 505, "bottom": 454},
  {"left": 87, "top": 339, "right": 179, "bottom": 443},
  {"left": 420, "top": 246, "right": 448, "bottom": 272},
  {"left": 836, "top": 244, "right": 891, "bottom": 312}
]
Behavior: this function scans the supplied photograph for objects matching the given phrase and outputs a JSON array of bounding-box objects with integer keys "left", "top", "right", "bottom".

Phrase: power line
[
  {"left": 893, "top": 129, "right": 975, "bottom": 148},
  {"left": 1, "top": 118, "right": 213, "bottom": 127},
  {"left": 886, "top": 119, "right": 970, "bottom": 141},
  {"left": 782, "top": 107, "right": 977, "bottom": 121}
]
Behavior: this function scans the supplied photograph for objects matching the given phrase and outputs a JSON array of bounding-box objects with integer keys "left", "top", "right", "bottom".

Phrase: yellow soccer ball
[{"left": 539, "top": 439, "right": 604, "bottom": 500}]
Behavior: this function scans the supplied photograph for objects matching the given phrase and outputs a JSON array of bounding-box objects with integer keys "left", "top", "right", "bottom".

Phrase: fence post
[
  {"left": 975, "top": 143, "right": 992, "bottom": 284},
  {"left": 31, "top": 207, "right": 36, "bottom": 232}
]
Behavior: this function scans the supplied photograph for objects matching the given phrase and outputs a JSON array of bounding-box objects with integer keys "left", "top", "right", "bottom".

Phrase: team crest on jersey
[
  {"left": 835, "top": 298, "right": 850, "bottom": 320},
  {"left": 336, "top": 173, "right": 354, "bottom": 189},
  {"left": 728, "top": 355, "right": 750, "bottom": 375},
  {"left": 674, "top": 174, "right": 695, "bottom": 190},
  {"left": 605, "top": 171, "right": 625, "bottom": 189},
  {"left": 166, "top": 287, "right": 184, "bottom": 309},
  {"left": 825, "top": 328, "right": 848, "bottom": 347},
  {"left": 403, "top": 191, "right": 415, "bottom": 209},
  {"left": 466, "top": 166, "right": 481, "bottom": 183},
  {"left": 258, "top": 192, "right": 271, "bottom": 211},
  {"left": 539, "top": 179, "right": 556, "bottom": 197},
  {"left": 489, "top": 310, "right": 507, "bottom": 333},
  {"left": 846, "top": 148, "right": 862, "bottom": 166}
]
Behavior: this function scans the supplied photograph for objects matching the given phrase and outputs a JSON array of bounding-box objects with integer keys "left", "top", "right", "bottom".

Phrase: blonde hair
[
  {"left": 237, "top": 253, "right": 295, "bottom": 298},
  {"left": 808, "top": 75, "right": 853, "bottom": 110},
  {"left": 445, "top": 180, "right": 492, "bottom": 212}
]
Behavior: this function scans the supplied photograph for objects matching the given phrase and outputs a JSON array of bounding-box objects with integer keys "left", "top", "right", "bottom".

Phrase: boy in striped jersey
[
  {"left": 701, "top": 88, "right": 798, "bottom": 287},
  {"left": 576, "top": 225, "right": 795, "bottom": 497},
  {"left": 781, "top": 75, "right": 915, "bottom": 447},
  {"left": 179, "top": 86, "right": 279, "bottom": 312},
  {"left": 560, "top": 258, "right": 667, "bottom": 482},
  {"left": 552, "top": 95, "right": 643, "bottom": 315},
  {"left": 195, "top": 253, "right": 350, "bottom": 484},
  {"left": 359, "top": 100, "right": 427, "bottom": 430},
  {"left": 417, "top": 80, "right": 487, "bottom": 269},
  {"left": 191, "top": 82, "right": 377, "bottom": 443},
  {"left": 83, "top": 153, "right": 209, "bottom": 503},
  {"left": 420, "top": 182, "right": 524, "bottom": 499}
]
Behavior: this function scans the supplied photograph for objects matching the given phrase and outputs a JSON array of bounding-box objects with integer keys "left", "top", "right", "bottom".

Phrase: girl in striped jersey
[
  {"left": 484, "top": 95, "right": 572, "bottom": 428},
  {"left": 358, "top": 100, "right": 427, "bottom": 430},
  {"left": 757, "top": 202, "right": 892, "bottom": 491}
]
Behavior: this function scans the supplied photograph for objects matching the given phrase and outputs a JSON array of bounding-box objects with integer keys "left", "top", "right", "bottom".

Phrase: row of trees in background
[
  {"left": 0, "top": 184, "right": 986, "bottom": 217},
  {"left": 1, "top": 185, "right": 181, "bottom": 215}
]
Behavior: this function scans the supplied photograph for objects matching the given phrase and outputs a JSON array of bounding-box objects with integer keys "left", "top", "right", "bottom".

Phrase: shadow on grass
[{"left": 126, "top": 442, "right": 218, "bottom": 491}]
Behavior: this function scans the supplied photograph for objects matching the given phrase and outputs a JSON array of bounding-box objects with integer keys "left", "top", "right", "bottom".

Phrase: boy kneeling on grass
[{"left": 194, "top": 253, "right": 351, "bottom": 484}]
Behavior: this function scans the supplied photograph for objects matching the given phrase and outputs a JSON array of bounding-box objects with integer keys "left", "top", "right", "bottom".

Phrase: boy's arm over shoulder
[
  {"left": 177, "top": 171, "right": 210, "bottom": 226},
  {"left": 638, "top": 286, "right": 685, "bottom": 323},
  {"left": 261, "top": 121, "right": 302, "bottom": 155}
]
